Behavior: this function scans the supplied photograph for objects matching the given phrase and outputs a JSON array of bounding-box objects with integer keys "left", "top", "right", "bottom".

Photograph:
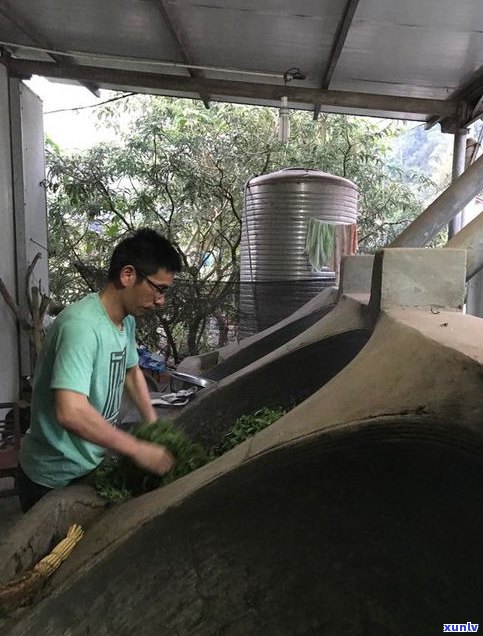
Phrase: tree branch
[{"left": 0, "top": 278, "right": 31, "bottom": 331}]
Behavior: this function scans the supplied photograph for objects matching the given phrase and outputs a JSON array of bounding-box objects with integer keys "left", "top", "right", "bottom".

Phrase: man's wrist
[
  {"left": 145, "top": 409, "right": 158, "bottom": 424},
  {"left": 108, "top": 427, "right": 142, "bottom": 459}
]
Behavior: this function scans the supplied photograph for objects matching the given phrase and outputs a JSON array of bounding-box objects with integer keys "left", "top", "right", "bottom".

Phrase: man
[{"left": 16, "top": 228, "right": 182, "bottom": 512}]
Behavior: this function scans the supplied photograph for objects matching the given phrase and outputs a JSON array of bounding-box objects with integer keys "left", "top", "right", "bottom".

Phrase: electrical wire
[{"left": 44, "top": 91, "right": 136, "bottom": 114}]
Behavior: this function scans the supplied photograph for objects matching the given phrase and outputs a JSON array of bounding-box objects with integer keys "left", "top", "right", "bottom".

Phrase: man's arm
[
  {"left": 124, "top": 365, "right": 158, "bottom": 424},
  {"left": 55, "top": 389, "right": 173, "bottom": 475}
]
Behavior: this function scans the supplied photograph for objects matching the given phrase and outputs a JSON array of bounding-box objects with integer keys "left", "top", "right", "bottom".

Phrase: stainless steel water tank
[{"left": 239, "top": 168, "right": 358, "bottom": 337}]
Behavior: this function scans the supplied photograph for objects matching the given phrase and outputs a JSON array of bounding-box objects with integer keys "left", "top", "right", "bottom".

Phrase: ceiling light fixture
[{"left": 278, "top": 67, "right": 306, "bottom": 144}]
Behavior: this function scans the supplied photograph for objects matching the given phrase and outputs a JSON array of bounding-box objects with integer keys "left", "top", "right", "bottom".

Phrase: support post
[
  {"left": 448, "top": 128, "right": 468, "bottom": 238},
  {"left": 390, "top": 149, "right": 483, "bottom": 248},
  {"left": 445, "top": 212, "right": 483, "bottom": 281}
]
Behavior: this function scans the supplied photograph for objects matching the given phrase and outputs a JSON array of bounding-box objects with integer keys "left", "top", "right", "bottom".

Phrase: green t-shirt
[{"left": 20, "top": 293, "right": 138, "bottom": 488}]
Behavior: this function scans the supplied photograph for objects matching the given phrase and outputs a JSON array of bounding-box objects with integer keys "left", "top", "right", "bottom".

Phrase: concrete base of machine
[
  {"left": 369, "top": 247, "right": 466, "bottom": 315},
  {"left": 173, "top": 295, "right": 372, "bottom": 450},
  {"left": 0, "top": 485, "right": 107, "bottom": 587},
  {"left": 177, "top": 287, "right": 338, "bottom": 377},
  {"left": 338, "top": 254, "right": 374, "bottom": 296},
  {"left": 4, "top": 307, "right": 483, "bottom": 635}
]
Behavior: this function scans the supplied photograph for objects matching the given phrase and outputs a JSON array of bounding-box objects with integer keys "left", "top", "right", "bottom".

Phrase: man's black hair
[{"left": 108, "top": 228, "right": 182, "bottom": 281}]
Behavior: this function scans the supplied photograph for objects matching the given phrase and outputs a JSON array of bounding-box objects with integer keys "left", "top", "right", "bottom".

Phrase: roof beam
[
  {"left": 449, "top": 65, "right": 483, "bottom": 125},
  {"left": 451, "top": 66, "right": 483, "bottom": 104},
  {"left": 314, "top": 0, "right": 361, "bottom": 120},
  {"left": 7, "top": 58, "right": 460, "bottom": 121},
  {"left": 0, "top": 0, "right": 100, "bottom": 96},
  {"left": 154, "top": 0, "right": 210, "bottom": 109}
]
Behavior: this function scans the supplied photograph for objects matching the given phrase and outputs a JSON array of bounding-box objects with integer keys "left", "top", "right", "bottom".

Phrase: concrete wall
[
  {"left": 10, "top": 79, "right": 49, "bottom": 375},
  {"left": 0, "top": 73, "right": 48, "bottom": 400},
  {"left": 0, "top": 65, "right": 19, "bottom": 402},
  {"left": 19, "top": 83, "right": 48, "bottom": 286}
]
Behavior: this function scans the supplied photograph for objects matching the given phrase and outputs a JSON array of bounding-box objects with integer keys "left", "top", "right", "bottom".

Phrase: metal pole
[
  {"left": 445, "top": 211, "right": 483, "bottom": 281},
  {"left": 448, "top": 128, "right": 468, "bottom": 239},
  {"left": 390, "top": 139, "right": 483, "bottom": 248},
  {"left": 8, "top": 77, "right": 30, "bottom": 375},
  {"left": 445, "top": 136, "right": 483, "bottom": 317}
]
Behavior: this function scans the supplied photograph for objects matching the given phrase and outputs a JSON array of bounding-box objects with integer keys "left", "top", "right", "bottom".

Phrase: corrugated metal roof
[{"left": 0, "top": 0, "right": 482, "bottom": 128}]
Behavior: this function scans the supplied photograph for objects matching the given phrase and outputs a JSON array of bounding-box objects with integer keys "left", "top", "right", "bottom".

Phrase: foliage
[
  {"left": 389, "top": 123, "right": 452, "bottom": 187},
  {"left": 214, "top": 407, "right": 286, "bottom": 456},
  {"left": 95, "top": 418, "right": 209, "bottom": 502},
  {"left": 94, "top": 460, "right": 131, "bottom": 503},
  {"left": 95, "top": 407, "right": 286, "bottom": 502},
  {"left": 45, "top": 96, "right": 435, "bottom": 357}
]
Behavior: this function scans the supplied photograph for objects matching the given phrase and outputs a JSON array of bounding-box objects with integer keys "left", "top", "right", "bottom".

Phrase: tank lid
[{"left": 247, "top": 168, "right": 358, "bottom": 190}]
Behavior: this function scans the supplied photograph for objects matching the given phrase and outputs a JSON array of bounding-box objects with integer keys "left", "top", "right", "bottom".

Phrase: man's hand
[{"left": 130, "top": 440, "right": 175, "bottom": 476}]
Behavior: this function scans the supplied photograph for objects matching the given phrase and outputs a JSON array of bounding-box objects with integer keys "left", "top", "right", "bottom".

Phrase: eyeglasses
[{"left": 137, "top": 270, "right": 170, "bottom": 297}]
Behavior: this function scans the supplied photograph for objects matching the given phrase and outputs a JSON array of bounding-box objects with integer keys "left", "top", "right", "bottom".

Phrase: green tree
[{"left": 45, "top": 96, "right": 430, "bottom": 358}]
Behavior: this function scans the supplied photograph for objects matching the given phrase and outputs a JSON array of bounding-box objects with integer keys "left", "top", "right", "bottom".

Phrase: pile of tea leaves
[
  {"left": 95, "top": 407, "right": 286, "bottom": 503},
  {"left": 95, "top": 419, "right": 209, "bottom": 503},
  {"left": 214, "top": 407, "right": 286, "bottom": 456}
]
